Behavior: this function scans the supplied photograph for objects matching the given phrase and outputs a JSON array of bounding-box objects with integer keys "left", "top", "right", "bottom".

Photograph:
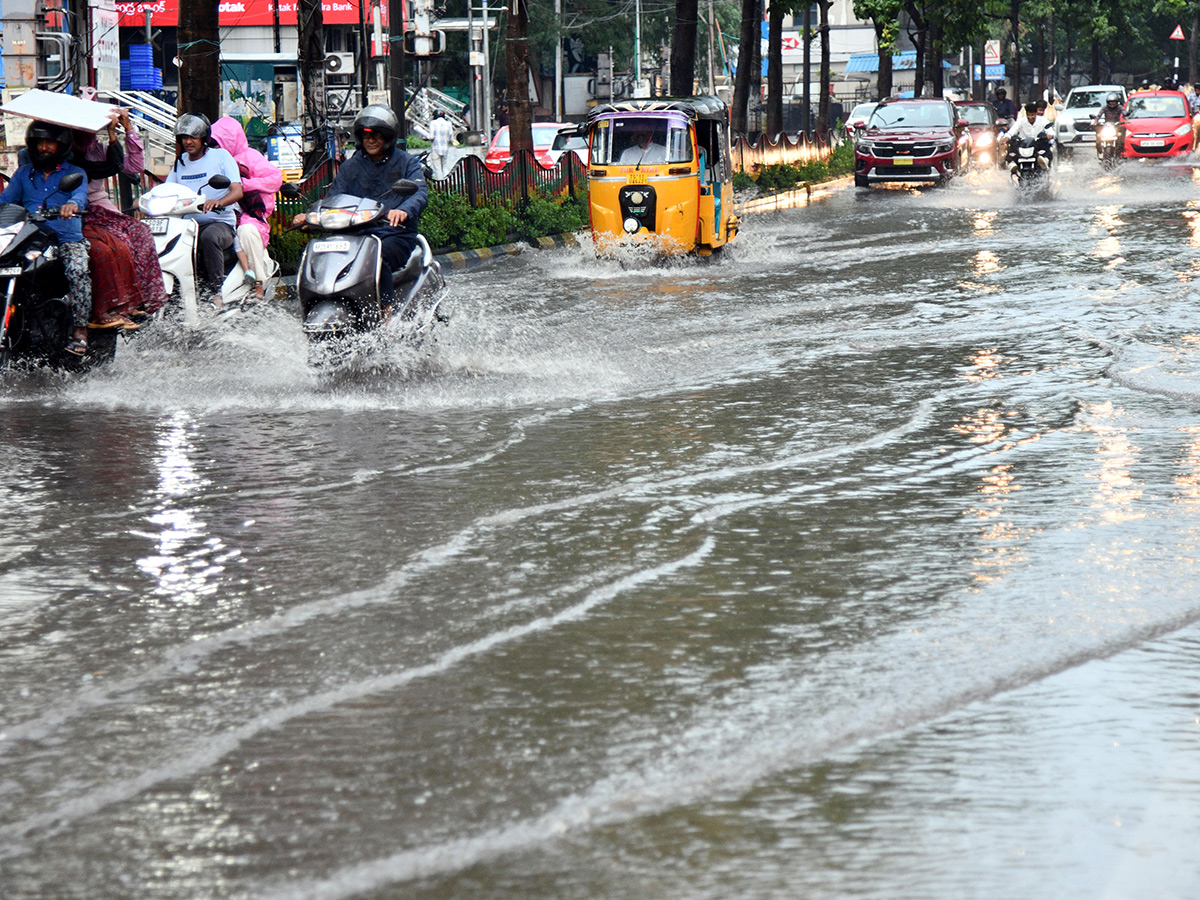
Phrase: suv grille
[{"left": 870, "top": 141, "right": 939, "bottom": 157}]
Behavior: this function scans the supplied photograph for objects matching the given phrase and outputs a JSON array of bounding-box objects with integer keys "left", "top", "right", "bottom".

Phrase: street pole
[
  {"left": 554, "top": 0, "right": 562, "bottom": 119},
  {"left": 389, "top": 0, "right": 406, "bottom": 146},
  {"left": 635, "top": 0, "right": 641, "bottom": 86},
  {"left": 481, "top": 0, "right": 492, "bottom": 141}
]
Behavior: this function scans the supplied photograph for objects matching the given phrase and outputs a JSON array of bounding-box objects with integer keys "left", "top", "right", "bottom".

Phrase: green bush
[
  {"left": 756, "top": 162, "right": 803, "bottom": 193},
  {"left": 732, "top": 170, "right": 756, "bottom": 192},
  {"left": 514, "top": 194, "right": 588, "bottom": 242}
]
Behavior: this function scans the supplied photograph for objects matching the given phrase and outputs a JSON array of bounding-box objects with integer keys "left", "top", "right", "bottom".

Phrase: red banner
[{"left": 113, "top": 0, "right": 386, "bottom": 28}]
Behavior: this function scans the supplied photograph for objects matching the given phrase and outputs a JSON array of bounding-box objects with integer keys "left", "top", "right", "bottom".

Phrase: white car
[{"left": 1056, "top": 84, "right": 1127, "bottom": 153}]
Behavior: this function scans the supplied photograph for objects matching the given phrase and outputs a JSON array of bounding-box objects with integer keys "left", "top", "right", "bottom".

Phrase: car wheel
[{"left": 854, "top": 174, "right": 869, "bottom": 188}]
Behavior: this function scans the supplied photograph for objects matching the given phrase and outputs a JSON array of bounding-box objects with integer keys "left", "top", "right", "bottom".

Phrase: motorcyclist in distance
[
  {"left": 1001, "top": 101, "right": 1055, "bottom": 170},
  {"left": 993, "top": 87, "right": 1017, "bottom": 121},
  {"left": 292, "top": 104, "right": 427, "bottom": 316},
  {"left": 1094, "top": 92, "right": 1125, "bottom": 156}
]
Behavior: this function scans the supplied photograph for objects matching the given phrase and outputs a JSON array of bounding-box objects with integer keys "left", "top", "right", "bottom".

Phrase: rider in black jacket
[{"left": 296, "top": 105, "right": 428, "bottom": 311}]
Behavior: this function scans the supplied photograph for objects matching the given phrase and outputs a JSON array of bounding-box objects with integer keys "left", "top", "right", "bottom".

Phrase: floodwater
[{"left": 4, "top": 159, "right": 1200, "bottom": 899}]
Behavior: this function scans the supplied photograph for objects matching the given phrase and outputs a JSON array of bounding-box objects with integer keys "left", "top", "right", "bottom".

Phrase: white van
[{"left": 1056, "top": 84, "right": 1126, "bottom": 153}]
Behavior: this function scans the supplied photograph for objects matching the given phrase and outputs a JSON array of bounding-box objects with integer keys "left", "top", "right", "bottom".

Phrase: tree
[
  {"left": 671, "top": 0, "right": 701, "bottom": 94},
  {"left": 297, "top": 0, "right": 326, "bottom": 170},
  {"left": 177, "top": 0, "right": 220, "bottom": 121},
  {"left": 816, "top": 0, "right": 832, "bottom": 132},
  {"left": 765, "top": 0, "right": 786, "bottom": 133},
  {"left": 732, "top": 0, "right": 761, "bottom": 131},
  {"left": 505, "top": 0, "right": 533, "bottom": 153},
  {"left": 853, "top": 0, "right": 901, "bottom": 99}
]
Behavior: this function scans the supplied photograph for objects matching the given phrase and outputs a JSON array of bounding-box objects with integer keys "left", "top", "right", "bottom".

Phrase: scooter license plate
[
  {"left": 0, "top": 266, "right": 20, "bottom": 276},
  {"left": 1139, "top": 139, "right": 1165, "bottom": 147},
  {"left": 146, "top": 217, "right": 169, "bottom": 235},
  {"left": 313, "top": 240, "right": 352, "bottom": 253},
  {"left": 892, "top": 157, "right": 913, "bottom": 165}
]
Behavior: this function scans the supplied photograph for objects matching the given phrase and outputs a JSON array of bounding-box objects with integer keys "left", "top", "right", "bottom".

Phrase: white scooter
[{"left": 137, "top": 175, "right": 278, "bottom": 324}]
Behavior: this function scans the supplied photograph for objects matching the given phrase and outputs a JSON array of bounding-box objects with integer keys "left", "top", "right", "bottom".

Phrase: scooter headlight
[
  {"left": 1100, "top": 124, "right": 1118, "bottom": 139},
  {"left": 975, "top": 132, "right": 994, "bottom": 147},
  {"left": 140, "top": 194, "right": 183, "bottom": 216},
  {"left": 318, "top": 210, "right": 353, "bottom": 229}
]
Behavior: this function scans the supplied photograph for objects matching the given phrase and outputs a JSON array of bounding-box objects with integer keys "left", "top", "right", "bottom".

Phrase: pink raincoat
[{"left": 210, "top": 116, "right": 284, "bottom": 249}]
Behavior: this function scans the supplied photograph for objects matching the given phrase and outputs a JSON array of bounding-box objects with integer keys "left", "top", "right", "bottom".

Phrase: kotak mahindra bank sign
[{"left": 112, "top": 0, "right": 388, "bottom": 28}]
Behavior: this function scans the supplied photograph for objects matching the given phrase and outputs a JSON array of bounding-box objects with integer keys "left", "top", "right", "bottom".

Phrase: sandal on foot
[
  {"left": 89, "top": 314, "right": 137, "bottom": 330},
  {"left": 65, "top": 337, "right": 88, "bottom": 357}
]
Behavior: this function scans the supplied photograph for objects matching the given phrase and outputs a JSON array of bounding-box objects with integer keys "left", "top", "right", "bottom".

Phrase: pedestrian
[{"left": 429, "top": 110, "right": 455, "bottom": 179}]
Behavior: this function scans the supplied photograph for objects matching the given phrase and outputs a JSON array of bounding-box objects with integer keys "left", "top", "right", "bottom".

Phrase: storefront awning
[{"left": 844, "top": 51, "right": 951, "bottom": 73}]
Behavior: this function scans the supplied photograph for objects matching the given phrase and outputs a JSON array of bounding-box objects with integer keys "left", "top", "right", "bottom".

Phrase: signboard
[
  {"left": 984, "top": 40, "right": 1001, "bottom": 65},
  {"left": 0, "top": 88, "right": 117, "bottom": 132},
  {"left": 113, "top": 0, "right": 386, "bottom": 28},
  {"left": 974, "top": 64, "right": 1006, "bottom": 81},
  {"left": 91, "top": 0, "right": 122, "bottom": 93},
  {"left": 1170, "top": 24, "right": 1186, "bottom": 40}
]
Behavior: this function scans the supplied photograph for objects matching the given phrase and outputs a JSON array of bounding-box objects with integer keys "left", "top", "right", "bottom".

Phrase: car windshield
[
  {"left": 532, "top": 126, "right": 563, "bottom": 147},
  {"left": 1066, "top": 90, "right": 1115, "bottom": 109},
  {"left": 868, "top": 103, "right": 952, "bottom": 129},
  {"left": 957, "top": 105, "right": 993, "bottom": 125},
  {"left": 1125, "top": 95, "right": 1187, "bottom": 118},
  {"left": 849, "top": 103, "right": 876, "bottom": 121},
  {"left": 589, "top": 114, "right": 693, "bottom": 165}
]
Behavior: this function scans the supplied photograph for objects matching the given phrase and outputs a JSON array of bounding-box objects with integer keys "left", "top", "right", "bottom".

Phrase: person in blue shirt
[{"left": 0, "top": 120, "right": 92, "bottom": 356}]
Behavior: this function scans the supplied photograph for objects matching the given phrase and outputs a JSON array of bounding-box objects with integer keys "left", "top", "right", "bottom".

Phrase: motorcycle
[
  {"left": 0, "top": 172, "right": 113, "bottom": 369},
  {"left": 1096, "top": 120, "right": 1121, "bottom": 171},
  {"left": 291, "top": 179, "right": 445, "bottom": 342},
  {"left": 1007, "top": 135, "right": 1052, "bottom": 190},
  {"left": 138, "top": 175, "right": 279, "bottom": 323}
]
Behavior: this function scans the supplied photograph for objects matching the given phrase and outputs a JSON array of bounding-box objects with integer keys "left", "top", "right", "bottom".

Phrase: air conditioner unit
[{"left": 324, "top": 52, "right": 355, "bottom": 76}]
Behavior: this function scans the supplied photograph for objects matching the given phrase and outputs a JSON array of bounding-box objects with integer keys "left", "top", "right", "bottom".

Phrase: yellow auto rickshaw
[{"left": 580, "top": 97, "right": 739, "bottom": 255}]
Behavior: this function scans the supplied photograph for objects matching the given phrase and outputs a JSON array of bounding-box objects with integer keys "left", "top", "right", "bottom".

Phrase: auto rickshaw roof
[{"left": 587, "top": 96, "right": 728, "bottom": 124}]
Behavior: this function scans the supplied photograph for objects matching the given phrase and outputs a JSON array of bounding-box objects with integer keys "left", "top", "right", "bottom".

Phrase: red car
[
  {"left": 1120, "top": 89, "right": 1199, "bottom": 159},
  {"left": 483, "top": 123, "right": 573, "bottom": 171},
  {"left": 853, "top": 98, "right": 971, "bottom": 188},
  {"left": 955, "top": 101, "right": 1000, "bottom": 165}
]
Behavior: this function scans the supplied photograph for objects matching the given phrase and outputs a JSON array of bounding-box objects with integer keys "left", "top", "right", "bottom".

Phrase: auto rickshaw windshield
[{"left": 590, "top": 114, "right": 694, "bottom": 165}]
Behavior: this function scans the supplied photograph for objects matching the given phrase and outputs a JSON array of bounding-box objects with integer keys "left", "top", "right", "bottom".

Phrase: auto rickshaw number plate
[{"left": 627, "top": 173, "right": 649, "bottom": 184}]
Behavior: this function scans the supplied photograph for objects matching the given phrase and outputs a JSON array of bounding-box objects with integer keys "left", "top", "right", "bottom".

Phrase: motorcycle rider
[
  {"left": 0, "top": 121, "right": 92, "bottom": 356},
  {"left": 1094, "top": 92, "right": 1125, "bottom": 157},
  {"left": 165, "top": 113, "right": 244, "bottom": 298},
  {"left": 993, "top": 87, "right": 1017, "bottom": 121},
  {"left": 291, "top": 104, "right": 427, "bottom": 315},
  {"left": 1001, "top": 101, "right": 1055, "bottom": 169}
]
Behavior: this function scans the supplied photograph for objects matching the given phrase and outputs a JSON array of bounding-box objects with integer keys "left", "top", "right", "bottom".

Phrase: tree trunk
[
  {"left": 750, "top": 0, "right": 762, "bottom": 125},
  {"left": 296, "top": 0, "right": 326, "bottom": 170},
  {"left": 670, "top": 0, "right": 699, "bottom": 96},
  {"left": 177, "top": 0, "right": 220, "bottom": 121},
  {"left": 929, "top": 23, "right": 943, "bottom": 97},
  {"left": 731, "top": 0, "right": 759, "bottom": 132},
  {"left": 817, "top": 0, "right": 831, "bottom": 133},
  {"left": 1090, "top": 36, "right": 1100, "bottom": 85},
  {"left": 505, "top": 0, "right": 532, "bottom": 152},
  {"left": 906, "top": 2, "right": 925, "bottom": 100},
  {"left": 875, "top": 20, "right": 892, "bottom": 100},
  {"left": 766, "top": 0, "right": 784, "bottom": 135},
  {"left": 1191, "top": 9, "right": 1198, "bottom": 86}
]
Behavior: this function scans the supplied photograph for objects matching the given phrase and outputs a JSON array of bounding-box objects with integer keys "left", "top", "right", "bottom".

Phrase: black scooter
[
  {"left": 0, "top": 172, "right": 114, "bottom": 369},
  {"left": 290, "top": 179, "right": 445, "bottom": 342}
]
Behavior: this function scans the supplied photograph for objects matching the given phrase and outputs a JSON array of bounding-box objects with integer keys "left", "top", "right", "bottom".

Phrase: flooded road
[{"left": 4, "top": 160, "right": 1200, "bottom": 899}]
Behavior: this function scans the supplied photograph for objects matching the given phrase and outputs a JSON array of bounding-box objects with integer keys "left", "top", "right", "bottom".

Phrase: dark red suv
[{"left": 853, "top": 98, "right": 972, "bottom": 188}]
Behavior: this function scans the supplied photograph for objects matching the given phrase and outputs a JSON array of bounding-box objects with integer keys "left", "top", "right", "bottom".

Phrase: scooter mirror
[
  {"left": 280, "top": 182, "right": 302, "bottom": 199},
  {"left": 208, "top": 175, "right": 231, "bottom": 190},
  {"left": 390, "top": 179, "right": 420, "bottom": 198},
  {"left": 58, "top": 172, "right": 84, "bottom": 194}
]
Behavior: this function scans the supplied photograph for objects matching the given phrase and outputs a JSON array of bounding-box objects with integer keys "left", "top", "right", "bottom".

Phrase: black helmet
[
  {"left": 174, "top": 113, "right": 211, "bottom": 143},
  {"left": 25, "top": 121, "right": 73, "bottom": 168},
  {"left": 353, "top": 104, "right": 399, "bottom": 151},
  {"left": 1106, "top": 92, "right": 1120, "bottom": 107}
]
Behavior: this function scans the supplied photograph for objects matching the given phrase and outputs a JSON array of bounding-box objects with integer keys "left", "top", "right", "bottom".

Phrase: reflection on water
[
  {"left": 135, "top": 412, "right": 240, "bottom": 605},
  {"left": 1080, "top": 400, "right": 1144, "bottom": 524}
]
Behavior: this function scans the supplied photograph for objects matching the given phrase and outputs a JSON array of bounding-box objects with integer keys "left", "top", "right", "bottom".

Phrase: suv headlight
[{"left": 935, "top": 142, "right": 953, "bottom": 154}]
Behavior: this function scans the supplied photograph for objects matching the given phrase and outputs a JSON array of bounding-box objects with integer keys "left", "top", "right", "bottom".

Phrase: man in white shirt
[
  {"left": 1001, "top": 102, "right": 1054, "bottom": 168},
  {"left": 429, "top": 111, "right": 455, "bottom": 178},
  {"left": 619, "top": 126, "right": 667, "bottom": 164},
  {"left": 165, "top": 113, "right": 243, "bottom": 294}
]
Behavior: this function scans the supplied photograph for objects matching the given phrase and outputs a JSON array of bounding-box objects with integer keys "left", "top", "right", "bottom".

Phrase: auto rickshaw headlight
[
  {"left": 629, "top": 191, "right": 646, "bottom": 205},
  {"left": 623, "top": 217, "right": 640, "bottom": 234}
]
